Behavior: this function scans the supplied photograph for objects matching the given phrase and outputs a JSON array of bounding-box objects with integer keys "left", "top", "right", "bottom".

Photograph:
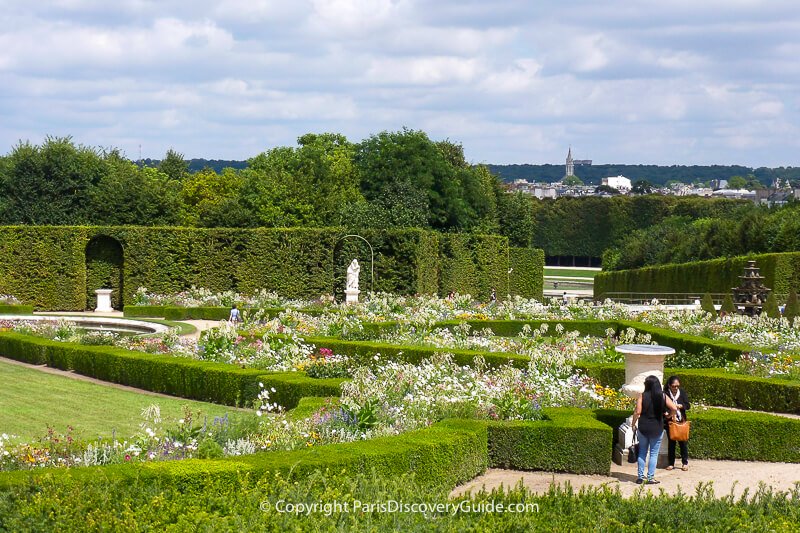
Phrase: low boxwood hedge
[
  {"left": 0, "top": 305, "right": 34, "bottom": 315},
  {"left": 0, "top": 332, "right": 342, "bottom": 409},
  {"left": 578, "top": 363, "right": 800, "bottom": 414},
  {"left": 488, "top": 408, "right": 612, "bottom": 475},
  {"left": 293, "top": 335, "right": 531, "bottom": 369},
  {"left": 0, "top": 418, "right": 490, "bottom": 493},
  {"left": 123, "top": 305, "right": 326, "bottom": 320},
  {"left": 593, "top": 407, "right": 800, "bottom": 463}
]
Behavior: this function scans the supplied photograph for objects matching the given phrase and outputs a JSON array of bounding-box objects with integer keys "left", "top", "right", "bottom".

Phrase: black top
[
  {"left": 665, "top": 388, "right": 690, "bottom": 421},
  {"left": 638, "top": 390, "right": 665, "bottom": 439}
]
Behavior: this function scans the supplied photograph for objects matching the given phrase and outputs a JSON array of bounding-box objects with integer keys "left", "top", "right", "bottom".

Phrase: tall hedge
[
  {"left": 509, "top": 247, "right": 544, "bottom": 299},
  {"left": 438, "top": 234, "right": 509, "bottom": 300},
  {"left": 595, "top": 252, "right": 800, "bottom": 300},
  {"left": 0, "top": 226, "right": 541, "bottom": 310},
  {"left": 0, "top": 226, "right": 87, "bottom": 310}
]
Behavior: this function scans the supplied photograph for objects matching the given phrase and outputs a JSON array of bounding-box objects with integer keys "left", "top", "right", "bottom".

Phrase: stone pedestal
[
  {"left": 612, "top": 343, "right": 675, "bottom": 468},
  {"left": 344, "top": 288, "right": 360, "bottom": 305},
  {"left": 94, "top": 289, "right": 114, "bottom": 313}
]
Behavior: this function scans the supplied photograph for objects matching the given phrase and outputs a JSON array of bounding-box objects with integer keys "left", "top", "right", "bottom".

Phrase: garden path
[
  {"left": 183, "top": 319, "right": 223, "bottom": 339},
  {"left": 451, "top": 461, "right": 800, "bottom": 499}
]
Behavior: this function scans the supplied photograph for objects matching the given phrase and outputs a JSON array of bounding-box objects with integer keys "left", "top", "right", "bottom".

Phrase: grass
[
  {"left": 0, "top": 359, "right": 247, "bottom": 441},
  {"left": 544, "top": 267, "right": 600, "bottom": 279}
]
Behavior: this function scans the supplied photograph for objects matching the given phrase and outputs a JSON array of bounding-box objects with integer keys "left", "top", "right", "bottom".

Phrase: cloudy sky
[{"left": 1, "top": 0, "right": 799, "bottom": 166}]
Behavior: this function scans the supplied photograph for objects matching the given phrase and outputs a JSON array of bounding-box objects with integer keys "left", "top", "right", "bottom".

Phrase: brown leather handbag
[{"left": 668, "top": 420, "right": 691, "bottom": 442}]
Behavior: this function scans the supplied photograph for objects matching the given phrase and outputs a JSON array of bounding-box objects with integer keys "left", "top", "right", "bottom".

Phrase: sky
[{"left": 1, "top": 0, "right": 800, "bottom": 166}]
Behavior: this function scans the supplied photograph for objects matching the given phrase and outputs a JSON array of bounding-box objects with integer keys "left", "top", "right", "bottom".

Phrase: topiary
[
  {"left": 700, "top": 293, "right": 716, "bottom": 316},
  {"left": 762, "top": 292, "right": 781, "bottom": 319},
  {"left": 784, "top": 289, "right": 799, "bottom": 325},
  {"left": 720, "top": 294, "right": 736, "bottom": 315}
]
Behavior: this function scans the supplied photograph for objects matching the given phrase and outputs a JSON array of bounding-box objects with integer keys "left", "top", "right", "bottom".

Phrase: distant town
[{"left": 502, "top": 149, "right": 800, "bottom": 207}]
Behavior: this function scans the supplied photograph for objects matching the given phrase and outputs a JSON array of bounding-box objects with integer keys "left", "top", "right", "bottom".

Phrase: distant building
[
  {"left": 712, "top": 189, "right": 756, "bottom": 200},
  {"left": 710, "top": 179, "right": 728, "bottom": 190},
  {"left": 755, "top": 188, "right": 800, "bottom": 207},
  {"left": 573, "top": 159, "right": 592, "bottom": 166},
  {"left": 565, "top": 148, "right": 574, "bottom": 178},
  {"left": 601, "top": 175, "right": 631, "bottom": 191}
]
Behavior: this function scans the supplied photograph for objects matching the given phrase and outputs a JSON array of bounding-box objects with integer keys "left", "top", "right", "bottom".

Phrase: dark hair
[
  {"left": 643, "top": 375, "right": 662, "bottom": 393},
  {"left": 664, "top": 375, "right": 680, "bottom": 392},
  {"left": 642, "top": 375, "right": 664, "bottom": 413}
]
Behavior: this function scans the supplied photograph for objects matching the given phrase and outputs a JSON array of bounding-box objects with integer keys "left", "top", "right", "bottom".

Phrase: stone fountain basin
[{"left": 0, "top": 315, "right": 170, "bottom": 335}]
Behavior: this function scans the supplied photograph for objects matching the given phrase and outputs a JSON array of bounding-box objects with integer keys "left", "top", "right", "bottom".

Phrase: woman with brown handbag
[
  {"left": 631, "top": 375, "right": 678, "bottom": 484},
  {"left": 664, "top": 375, "right": 690, "bottom": 471}
]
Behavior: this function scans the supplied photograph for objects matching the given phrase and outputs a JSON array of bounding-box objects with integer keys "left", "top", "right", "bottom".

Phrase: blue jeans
[{"left": 636, "top": 430, "right": 663, "bottom": 480}]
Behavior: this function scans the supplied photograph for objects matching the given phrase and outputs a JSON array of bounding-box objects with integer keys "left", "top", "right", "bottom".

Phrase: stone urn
[{"left": 616, "top": 344, "right": 675, "bottom": 398}]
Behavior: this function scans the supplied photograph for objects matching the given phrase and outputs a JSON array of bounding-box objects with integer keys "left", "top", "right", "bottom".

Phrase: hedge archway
[{"left": 85, "top": 236, "right": 124, "bottom": 310}]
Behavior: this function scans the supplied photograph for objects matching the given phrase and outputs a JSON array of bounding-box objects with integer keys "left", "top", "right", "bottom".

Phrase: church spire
[{"left": 565, "top": 146, "right": 574, "bottom": 178}]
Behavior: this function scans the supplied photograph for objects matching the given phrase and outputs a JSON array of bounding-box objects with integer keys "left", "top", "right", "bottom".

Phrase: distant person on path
[
  {"left": 664, "top": 376, "right": 690, "bottom": 471},
  {"left": 489, "top": 287, "right": 497, "bottom": 305},
  {"left": 447, "top": 290, "right": 455, "bottom": 300},
  {"left": 562, "top": 291, "right": 569, "bottom": 305},
  {"left": 631, "top": 375, "right": 678, "bottom": 484},
  {"left": 229, "top": 304, "right": 241, "bottom": 323}
]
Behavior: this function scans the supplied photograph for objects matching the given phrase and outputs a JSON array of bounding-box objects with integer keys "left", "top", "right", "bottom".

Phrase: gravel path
[{"left": 451, "top": 461, "right": 800, "bottom": 499}]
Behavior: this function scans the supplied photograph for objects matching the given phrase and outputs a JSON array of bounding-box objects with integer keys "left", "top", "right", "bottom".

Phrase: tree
[
  {"left": 497, "top": 192, "right": 535, "bottom": 247},
  {"left": 563, "top": 175, "right": 583, "bottom": 186},
  {"left": 180, "top": 167, "right": 248, "bottom": 227},
  {"left": 700, "top": 293, "right": 716, "bottom": 316},
  {"left": 727, "top": 175, "right": 747, "bottom": 189},
  {"left": 354, "top": 129, "right": 493, "bottom": 229},
  {"left": 158, "top": 149, "right": 189, "bottom": 181},
  {"left": 632, "top": 179, "right": 653, "bottom": 194},
  {"left": 0, "top": 136, "right": 105, "bottom": 224},
  {"left": 91, "top": 158, "right": 182, "bottom": 226}
]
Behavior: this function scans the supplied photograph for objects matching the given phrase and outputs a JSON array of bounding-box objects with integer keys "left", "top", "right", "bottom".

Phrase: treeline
[
  {"left": 602, "top": 202, "right": 800, "bottom": 271},
  {"left": 0, "top": 132, "right": 505, "bottom": 231},
  {"left": 3, "top": 133, "right": 797, "bottom": 272},
  {"left": 488, "top": 164, "right": 800, "bottom": 187}
]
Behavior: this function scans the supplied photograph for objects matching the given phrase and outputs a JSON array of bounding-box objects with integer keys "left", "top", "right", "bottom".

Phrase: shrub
[
  {"left": 762, "top": 292, "right": 780, "bottom": 319},
  {"left": 720, "top": 294, "right": 736, "bottom": 315},
  {"left": 701, "top": 292, "right": 716, "bottom": 315},
  {"left": 785, "top": 289, "right": 799, "bottom": 325}
]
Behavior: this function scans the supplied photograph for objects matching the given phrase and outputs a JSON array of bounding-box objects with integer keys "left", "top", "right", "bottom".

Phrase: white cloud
[{"left": 1, "top": 1, "right": 800, "bottom": 165}]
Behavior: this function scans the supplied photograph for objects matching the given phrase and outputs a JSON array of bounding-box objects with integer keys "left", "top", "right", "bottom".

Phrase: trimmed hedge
[
  {"left": 0, "top": 305, "right": 34, "bottom": 315},
  {"left": 0, "top": 226, "right": 543, "bottom": 310},
  {"left": 509, "top": 247, "right": 545, "bottom": 300},
  {"left": 579, "top": 364, "right": 800, "bottom": 415},
  {"left": 291, "top": 335, "right": 531, "bottom": 369},
  {"left": 438, "top": 234, "right": 509, "bottom": 300},
  {"left": 594, "top": 407, "right": 800, "bottom": 463},
  {"left": 0, "top": 418, "right": 490, "bottom": 493},
  {"left": 615, "top": 320, "right": 748, "bottom": 362},
  {"left": 0, "top": 332, "right": 342, "bottom": 409},
  {"left": 595, "top": 251, "right": 800, "bottom": 299},
  {"left": 488, "top": 408, "right": 611, "bottom": 474}
]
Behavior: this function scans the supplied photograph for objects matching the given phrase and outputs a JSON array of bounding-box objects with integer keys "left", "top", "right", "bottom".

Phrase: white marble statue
[{"left": 346, "top": 259, "right": 360, "bottom": 290}]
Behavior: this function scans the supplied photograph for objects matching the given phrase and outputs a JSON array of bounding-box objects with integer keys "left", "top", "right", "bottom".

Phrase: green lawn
[
  {"left": 544, "top": 267, "right": 600, "bottom": 279},
  {"left": 0, "top": 359, "right": 247, "bottom": 441}
]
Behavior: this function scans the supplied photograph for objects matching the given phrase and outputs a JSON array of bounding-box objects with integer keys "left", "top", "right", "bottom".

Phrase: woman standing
[
  {"left": 631, "top": 375, "right": 677, "bottom": 484},
  {"left": 664, "top": 375, "right": 690, "bottom": 471}
]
